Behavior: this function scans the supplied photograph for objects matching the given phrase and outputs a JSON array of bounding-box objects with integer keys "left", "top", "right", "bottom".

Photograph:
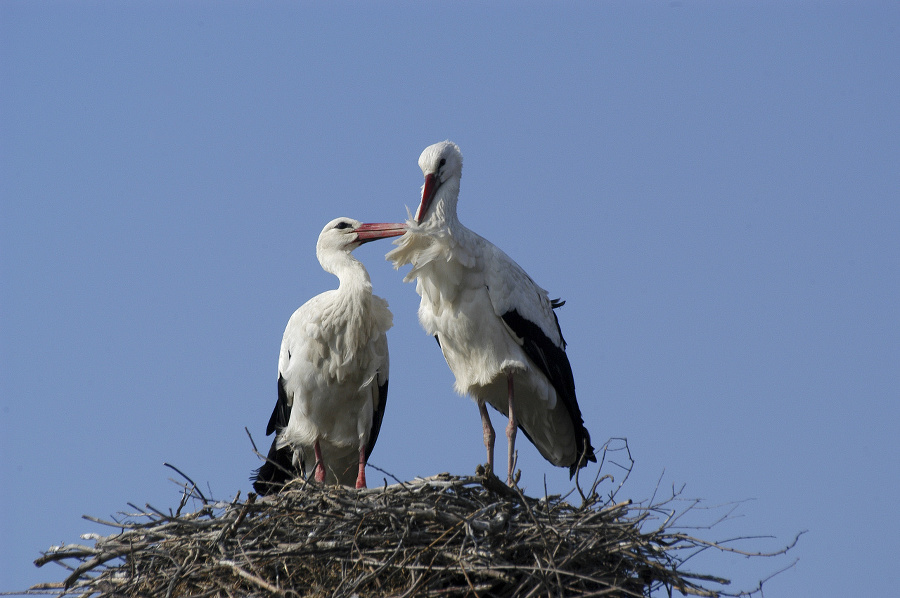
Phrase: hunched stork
[
  {"left": 386, "top": 141, "right": 596, "bottom": 485},
  {"left": 252, "top": 217, "right": 406, "bottom": 494}
]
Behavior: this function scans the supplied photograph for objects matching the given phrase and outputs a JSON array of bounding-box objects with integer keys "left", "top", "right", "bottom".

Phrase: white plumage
[
  {"left": 253, "top": 217, "right": 405, "bottom": 493},
  {"left": 387, "top": 141, "right": 596, "bottom": 484}
]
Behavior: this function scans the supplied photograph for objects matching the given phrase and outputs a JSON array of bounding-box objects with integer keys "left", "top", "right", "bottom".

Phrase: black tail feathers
[
  {"left": 251, "top": 439, "right": 301, "bottom": 496},
  {"left": 568, "top": 433, "right": 598, "bottom": 479}
]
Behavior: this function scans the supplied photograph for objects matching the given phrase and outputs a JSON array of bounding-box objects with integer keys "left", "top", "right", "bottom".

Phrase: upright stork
[
  {"left": 387, "top": 141, "right": 596, "bottom": 485},
  {"left": 253, "top": 217, "right": 406, "bottom": 494}
]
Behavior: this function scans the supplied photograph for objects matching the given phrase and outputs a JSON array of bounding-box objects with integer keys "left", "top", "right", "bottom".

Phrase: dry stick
[
  {"left": 511, "top": 483, "right": 562, "bottom": 592},
  {"left": 164, "top": 462, "right": 209, "bottom": 504},
  {"left": 366, "top": 462, "right": 410, "bottom": 488},
  {"left": 62, "top": 546, "right": 135, "bottom": 588},
  {"left": 454, "top": 557, "right": 479, "bottom": 596},
  {"left": 213, "top": 493, "right": 253, "bottom": 546},
  {"left": 217, "top": 559, "right": 285, "bottom": 596},
  {"left": 164, "top": 560, "right": 188, "bottom": 598},
  {"left": 33, "top": 545, "right": 102, "bottom": 567}
]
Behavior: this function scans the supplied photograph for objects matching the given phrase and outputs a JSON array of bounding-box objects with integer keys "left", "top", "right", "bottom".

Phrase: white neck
[
  {"left": 319, "top": 250, "right": 373, "bottom": 294},
  {"left": 424, "top": 178, "right": 462, "bottom": 232}
]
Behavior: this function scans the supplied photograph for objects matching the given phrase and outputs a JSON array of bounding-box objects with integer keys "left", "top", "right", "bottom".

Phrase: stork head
[
  {"left": 415, "top": 140, "right": 463, "bottom": 224},
  {"left": 316, "top": 217, "right": 407, "bottom": 263}
]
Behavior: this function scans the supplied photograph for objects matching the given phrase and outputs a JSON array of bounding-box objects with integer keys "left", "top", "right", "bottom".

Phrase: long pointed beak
[
  {"left": 355, "top": 222, "right": 408, "bottom": 243},
  {"left": 415, "top": 172, "right": 439, "bottom": 224}
]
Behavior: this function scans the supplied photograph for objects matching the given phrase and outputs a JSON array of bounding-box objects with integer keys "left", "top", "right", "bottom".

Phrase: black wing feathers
[
  {"left": 265, "top": 374, "right": 291, "bottom": 436},
  {"left": 252, "top": 374, "right": 298, "bottom": 495},
  {"left": 500, "top": 308, "right": 596, "bottom": 477},
  {"left": 251, "top": 439, "right": 300, "bottom": 496},
  {"left": 365, "top": 378, "right": 389, "bottom": 462}
]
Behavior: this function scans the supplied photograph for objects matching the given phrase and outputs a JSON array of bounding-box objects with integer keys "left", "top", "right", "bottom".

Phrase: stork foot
[
  {"left": 505, "top": 373, "right": 518, "bottom": 487},
  {"left": 355, "top": 445, "right": 367, "bottom": 489},
  {"left": 478, "top": 400, "right": 496, "bottom": 474},
  {"left": 313, "top": 439, "right": 326, "bottom": 483},
  {"left": 475, "top": 462, "right": 494, "bottom": 477}
]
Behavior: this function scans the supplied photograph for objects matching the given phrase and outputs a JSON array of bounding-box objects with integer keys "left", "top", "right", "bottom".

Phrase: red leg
[
  {"left": 355, "top": 444, "right": 367, "bottom": 489},
  {"left": 478, "top": 399, "right": 496, "bottom": 475},
  {"left": 506, "top": 373, "right": 517, "bottom": 486},
  {"left": 313, "top": 439, "right": 326, "bottom": 483}
]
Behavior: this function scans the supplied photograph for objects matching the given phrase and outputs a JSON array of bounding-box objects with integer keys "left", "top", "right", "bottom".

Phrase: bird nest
[{"left": 30, "top": 442, "right": 798, "bottom": 598}]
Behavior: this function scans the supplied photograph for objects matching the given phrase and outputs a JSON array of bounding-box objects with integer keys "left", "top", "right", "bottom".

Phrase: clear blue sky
[{"left": 2, "top": 3, "right": 897, "bottom": 595}]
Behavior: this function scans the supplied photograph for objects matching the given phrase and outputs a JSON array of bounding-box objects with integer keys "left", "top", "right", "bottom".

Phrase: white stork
[
  {"left": 253, "top": 217, "right": 406, "bottom": 494},
  {"left": 386, "top": 141, "right": 596, "bottom": 484}
]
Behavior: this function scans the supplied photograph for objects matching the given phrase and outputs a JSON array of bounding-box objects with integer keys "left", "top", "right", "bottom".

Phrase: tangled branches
[{"left": 29, "top": 443, "right": 799, "bottom": 597}]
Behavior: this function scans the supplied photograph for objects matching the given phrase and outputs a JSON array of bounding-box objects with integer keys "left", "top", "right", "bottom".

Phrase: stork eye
[
  {"left": 335, "top": 221, "right": 352, "bottom": 230},
  {"left": 439, "top": 158, "right": 446, "bottom": 167}
]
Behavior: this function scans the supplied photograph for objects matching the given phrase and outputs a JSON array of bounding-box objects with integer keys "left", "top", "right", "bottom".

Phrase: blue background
[{"left": 2, "top": 3, "right": 898, "bottom": 595}]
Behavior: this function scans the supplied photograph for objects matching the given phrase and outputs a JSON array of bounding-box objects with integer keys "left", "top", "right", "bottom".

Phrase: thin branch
[{"left": 163, "top": 462, "right": 209, "bottom": 505}]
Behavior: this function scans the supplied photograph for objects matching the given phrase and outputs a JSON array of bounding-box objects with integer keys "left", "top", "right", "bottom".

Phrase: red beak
[
  {"left": 415, "top": 172, "right": 439, "bottom": 224},
  {"left": 355, "top": 222, "right": 407, "bottom": 243}
]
